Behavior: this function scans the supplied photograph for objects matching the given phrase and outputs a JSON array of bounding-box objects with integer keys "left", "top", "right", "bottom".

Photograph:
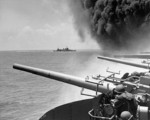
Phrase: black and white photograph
[{"left": 1, "top": 0, "right": 150, "bottom": 120}]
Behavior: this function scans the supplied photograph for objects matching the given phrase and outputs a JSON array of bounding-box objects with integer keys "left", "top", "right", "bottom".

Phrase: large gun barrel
[
  {"left": 98, "top": 56, "right": 149, "bottom": 69},
  {"left": 114, "top": 54, "right": 150, "bottom": 59},
  {"left": 13, "top": 64, "right": 114, "bottom": 93}
]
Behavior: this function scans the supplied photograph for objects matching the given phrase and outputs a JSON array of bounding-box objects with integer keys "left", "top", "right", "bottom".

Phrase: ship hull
[
  {"left": 53, "top": 50, "right": 76, "bottom": 52},
  {"left": 39, "top": 99, "right": 92, "bottom": 120}
]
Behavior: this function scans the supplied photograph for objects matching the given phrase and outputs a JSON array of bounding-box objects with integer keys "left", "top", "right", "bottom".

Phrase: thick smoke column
[{"left": 68, "top": 0, "right": 150, "bottom": 51}]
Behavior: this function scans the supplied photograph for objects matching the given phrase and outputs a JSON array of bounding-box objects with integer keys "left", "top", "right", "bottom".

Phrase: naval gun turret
[{"left": 13, "top": 56, "right": 150, "bottom": 120}]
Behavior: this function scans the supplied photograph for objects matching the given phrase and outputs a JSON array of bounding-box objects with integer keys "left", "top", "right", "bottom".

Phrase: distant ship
[{"left": 53, "top": 47, "right": 76, "bottom": 52}]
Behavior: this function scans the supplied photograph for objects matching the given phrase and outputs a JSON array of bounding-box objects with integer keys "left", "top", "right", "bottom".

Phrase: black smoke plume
[{"left": 68, "top": 0, "right": 150, "bottom": 51}]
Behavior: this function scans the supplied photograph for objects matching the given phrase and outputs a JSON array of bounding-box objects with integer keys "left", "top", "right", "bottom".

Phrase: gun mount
[{"left": 13, "top": 55, "right": 150, "bottom": 120}]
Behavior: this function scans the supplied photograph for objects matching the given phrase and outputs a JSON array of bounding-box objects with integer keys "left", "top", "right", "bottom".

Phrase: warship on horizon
[{"left": 53, "top": 47, "right": 76, "bottom": 52}]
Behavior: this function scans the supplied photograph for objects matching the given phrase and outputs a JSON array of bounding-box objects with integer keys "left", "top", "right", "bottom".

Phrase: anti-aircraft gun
[{"left": 13, "top": 56, "right": 150, "bottom": 120}]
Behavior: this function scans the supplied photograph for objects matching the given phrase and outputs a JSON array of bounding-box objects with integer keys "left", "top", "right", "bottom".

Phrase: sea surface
[{"left": 0, "top": 50, "right": 145, "bottom": 120}]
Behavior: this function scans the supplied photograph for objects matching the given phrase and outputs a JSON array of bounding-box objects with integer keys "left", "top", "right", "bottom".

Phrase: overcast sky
[{"left": 0, "top": 0, "right": 99, "bottom": 51}]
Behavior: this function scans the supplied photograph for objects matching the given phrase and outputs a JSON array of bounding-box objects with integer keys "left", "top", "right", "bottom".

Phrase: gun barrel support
[{"left": 13, "top": 64, "right": 114, "bottom": 93}]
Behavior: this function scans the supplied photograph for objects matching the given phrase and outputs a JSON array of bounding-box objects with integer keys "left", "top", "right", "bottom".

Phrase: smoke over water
[{"left": 68, "top": 0, "right": 150, "bottom": 51}]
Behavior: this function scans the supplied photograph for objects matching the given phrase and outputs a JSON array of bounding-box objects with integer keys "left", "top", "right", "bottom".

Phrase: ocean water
[
  {"left": 0, "top": 50, "right": 146, "bottom": 120},
  {"left": 0, "top": 50, "right": 105, "bottom": 120}
]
